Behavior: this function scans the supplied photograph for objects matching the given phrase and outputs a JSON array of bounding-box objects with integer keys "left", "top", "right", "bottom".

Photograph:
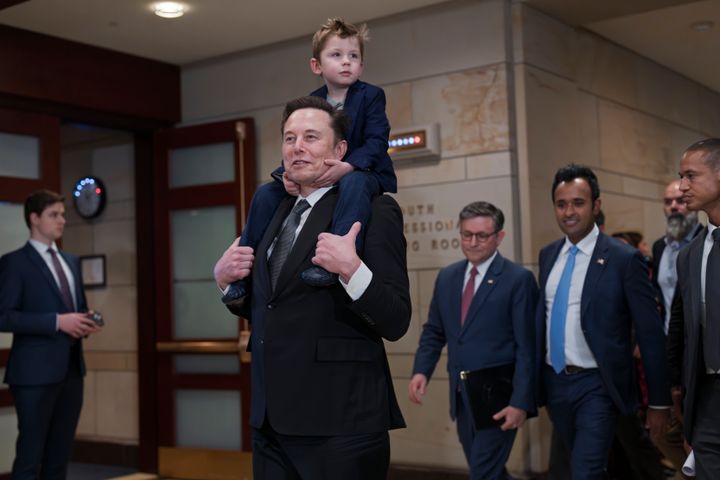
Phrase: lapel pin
[
  {"left": 487, "top": 279, "right": 494, "bottom": 284},
  {"left": 597, "top": 258, "right": 605, "bottom": 265}
]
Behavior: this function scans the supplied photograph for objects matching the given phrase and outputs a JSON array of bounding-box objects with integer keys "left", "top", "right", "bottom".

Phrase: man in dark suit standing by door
[
  {"left": 408, "top": 201, "right": 538, "bottom": 479},
  {"left": 213, "top": 96, "right": 410, "bottom": 479},
  {"left": 668, "top": 138, "right": 720, "bottom": 479},
  {"left": 0, "top": 189, "right": 102, "bottom": 479},
  {"left": 536, "top": 164, "right": 671, "bottom": 479}
]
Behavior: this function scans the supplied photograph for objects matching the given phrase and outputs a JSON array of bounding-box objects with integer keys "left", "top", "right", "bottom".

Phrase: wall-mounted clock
[{"left": 73, "top": 176, "right": 107, "bottom": 219}]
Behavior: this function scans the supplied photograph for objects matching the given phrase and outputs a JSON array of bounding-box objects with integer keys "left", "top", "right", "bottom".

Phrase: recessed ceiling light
[
  {"left": 153, "top": 2, "right": 185, "bottom": 19},
  {"left": 690, "top": 20, "right": 714, "bottom": 32}
]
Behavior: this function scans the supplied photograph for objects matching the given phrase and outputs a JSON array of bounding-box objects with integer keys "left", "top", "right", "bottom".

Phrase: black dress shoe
[
  {"left": 222, "top": 282, "right": 247, "bottom": 306},
  {"left": 301, "top": 266, "right": 338, "bottom": 287}
]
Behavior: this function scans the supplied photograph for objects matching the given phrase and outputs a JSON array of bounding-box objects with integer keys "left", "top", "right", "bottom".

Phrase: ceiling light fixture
[
  {"left": 153, "top": 2, "right": 185, "bottom": 19},
  {"left": 690, "top": 20, "right": 714, "bottom": 32}
]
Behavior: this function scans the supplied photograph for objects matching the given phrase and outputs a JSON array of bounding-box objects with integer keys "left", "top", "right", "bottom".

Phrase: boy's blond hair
[{"left": 312, "top": 18, "right": 369, "bottom": 61}]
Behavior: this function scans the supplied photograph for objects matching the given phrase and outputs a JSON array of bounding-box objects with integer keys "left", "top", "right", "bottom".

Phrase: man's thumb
[{"left": 346, "top": 221, "right": 362, "bottom": 240}]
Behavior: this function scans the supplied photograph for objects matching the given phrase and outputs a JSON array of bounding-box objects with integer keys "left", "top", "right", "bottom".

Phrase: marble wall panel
[
  {"left": 636, "top": 58, "right": 701, "bottom": 131},
  {"left": 390, "top": 377, "right": 467, "bottom": 469},
  {"left": 528, "top": 183, "right": 561, "bottom": 257},
  {"left": 252, "top": 106, "right": 284, "bottom": 186},
  {"left": 621, "top": 176, "right": 664, "bottom": 201},
  {"left": 92, "top": 144, "right": 134, "bottom": 202},
  {"left": 76, "top": 371, "right": 97, "bottom": 436},
  {"left": 182, "top": 40, "right": 314, "bottom": 122},
  {"left": 412, "top": 65, "right": 509, "bottom": 159},
  {"left": 575, "top": 32, "right": 639, "bottom": 110},
  {"left": 85, "top": 352, "right": 137, "bottom": 371},
  {"left": 96, "top": 371, "right": 139, "bottom": 441},
  {"left": 519, "top": 4, "right": 578, "bottom": 81},
  {"left": 60, "top": 149, "right": 92, "bottom": 200},
  {"left": 101, "top": 200, "right": 135, "bottom": 222},
  {"left": 384, "top": 310, "right": 423, "bottom": 355},
  {"left": 396, "top": 178, "right": 516, "bottom": 270},
  {"left": 417, "top": 268, "right": 441, "bottom": 327},
  {"left": 84, "top": 286, "right": 137, "bottom": 352},
  {"left": 93, "top": 220, "right": 136, "bottom": 286},
  {"left": 466, "top": 151, "right": 513, "bottom": 180},
  {"left": 524, "top": 66, "right": 600, "bottom": 173},
  {"left": 395, "top": 157, "right": 465, "bottom": 188},
  {"left": 699, "top": 88, "right": 720, "bottom": 136},
  {"left": 0, "top": 409, "right": 16, "bottom": 473},
  {"left": 182, "top": 1, "right": 506, "bottom": 123},
  {"left": 63, "top": 224, "right": 94, "bottom": 256},
  {"left": 384, "top": 81, "right": 413, "bottom": 130},
  {"left": 366, "top": 0, "right": 506, "bottom": 88},
  {"left": 598, "top": 100, "right": 676, "bottom": 180}
]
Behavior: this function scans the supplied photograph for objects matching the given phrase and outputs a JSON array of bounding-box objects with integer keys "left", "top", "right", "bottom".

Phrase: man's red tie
[{"left": 460, "top": 267, "right": 477, "bottom": 326}]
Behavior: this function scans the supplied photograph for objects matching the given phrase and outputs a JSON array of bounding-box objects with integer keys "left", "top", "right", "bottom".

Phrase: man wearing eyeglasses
[{"left": 408, "top": 201, "right": 538, "bottom": 479}]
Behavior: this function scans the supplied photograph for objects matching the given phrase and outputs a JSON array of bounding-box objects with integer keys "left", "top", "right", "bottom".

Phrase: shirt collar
[
  {"left": 466, "top": 251, "right": 498, "bottom": 277},
  {"left": 562, "top": 224, "right": 599, "bottom": 256},
  {"left": 298, "top": 186, "right": 334, "bottom": 208},
  {"left": 29, "top": 238, "right": 58, "bottom": 255},
  {"left": 707, "top": 222, "right": 719, "bottom": 242}
]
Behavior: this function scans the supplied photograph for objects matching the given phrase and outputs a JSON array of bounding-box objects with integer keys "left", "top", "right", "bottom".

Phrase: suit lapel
[
  {"left": 461, "top": 255, "right": 503, "bottom": 334},
  {"left": 256, "top": 197, "right": 295, "bottom": 295},
  {"left": 22, "top": 242, "right": 67, "bottom": 309},
  {"left": 445, "top": 262, "right": 465, "bottom": 335},
  {"left": 687, "top": 228, "right": 707, "bottom": 328},
  {"left": 272, "top": 190, "right": 337, "bottom": 294},
  {"left": 540, "top": 240, "right": 564, "bottom": 290},
  {"left": 342, "top": 82, "right": 362, "bottom": 141},
  {"left": 581, "top": 233, "right": 610, "bottom": 319}
]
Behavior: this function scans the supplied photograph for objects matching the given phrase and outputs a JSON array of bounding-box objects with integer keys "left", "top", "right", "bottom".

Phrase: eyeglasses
[{"left": 460, "top": 230, "right": 498, "bottom": 243}]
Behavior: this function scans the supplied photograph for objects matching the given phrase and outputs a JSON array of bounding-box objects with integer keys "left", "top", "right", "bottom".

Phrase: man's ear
[
  {"left": 310, "top": 58, "right": 322, "bottom": 76},
  {"left": 593, "top": 198, "right": 602, "bottom": 216},
  {"left": 29, "top": 212, "right": 39, "bottom": 227},
  {"left": 333, "top": 140, "right": 348, "bottom": 161}
]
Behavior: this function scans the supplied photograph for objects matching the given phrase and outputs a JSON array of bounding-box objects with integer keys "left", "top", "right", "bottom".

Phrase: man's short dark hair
[
  {"left": 281, "top": 96, "right": 349, "bottom": 145},
  {"left": 458, "top": 201, "right": 504, "bottom": 231},
  {"left": 685, "top": 138, "right": 720, "bottom": 170},
  {"left": 24, "top": 189, "right": 64, "bottom": 228},
  {"left": 551, "top": 164, "right": 600, "bottom": 202}
]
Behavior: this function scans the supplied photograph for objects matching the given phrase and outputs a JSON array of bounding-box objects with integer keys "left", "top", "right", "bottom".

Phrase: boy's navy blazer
[
  {"left": 310, "top": 80, "right": 397, "bottom": 194},
  {"left": 0, "top": 242, "right": 87, "bottom": 385},
  {"left": 534, "top": 233, "right": 671, "bottom": 414},
  {"left": 412, "top": 254, "right": 538, "bottom": 419}
]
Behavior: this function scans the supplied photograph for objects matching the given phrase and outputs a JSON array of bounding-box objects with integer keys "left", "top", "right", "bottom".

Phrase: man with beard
[
  {"left": 652, "top": 179, "right": 704, "bottom": 335},
  {"left": 650, "top": 180, "right": 703, "bottom": 475}
]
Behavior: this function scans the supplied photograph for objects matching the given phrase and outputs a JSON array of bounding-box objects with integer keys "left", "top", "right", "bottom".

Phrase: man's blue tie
[{"left": 550, "top": 245, "right": 579, "bottom": 374}]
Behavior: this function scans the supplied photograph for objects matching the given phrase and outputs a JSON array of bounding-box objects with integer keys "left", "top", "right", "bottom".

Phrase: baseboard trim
[{"left": 71, "top": 440, "right": 138, "bottom": 469}]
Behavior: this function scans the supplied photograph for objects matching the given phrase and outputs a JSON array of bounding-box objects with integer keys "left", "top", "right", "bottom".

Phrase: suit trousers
[
  {"left": 544, "top": 365, "right": 619, "bottom": 480},
  {"left": 455, "top": 391, "right": 516, "bottom": 480},
  {"left": 10, "top": 346, "right": 83, "bottom": 480},
  {"left": 692, "top": 376, "right": 720, "bottom": 479},
  {"left": 251, "top": 417, "right": 390, "bottom": 480}
]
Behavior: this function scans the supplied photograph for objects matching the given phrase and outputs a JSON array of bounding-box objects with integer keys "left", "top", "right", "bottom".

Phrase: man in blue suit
[
  {"left": 409, "top": 201, "right": 538, "bottom": 479},
  {"left": 0, "top": 189, "right": 102, "bottom": 479},
  {"left": 536, "top": 165, "right": 671, "bottom": 479}
]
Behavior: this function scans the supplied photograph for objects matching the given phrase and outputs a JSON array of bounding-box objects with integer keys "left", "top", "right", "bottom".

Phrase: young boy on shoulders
[{"left": 223, "top": 17, "right": 396, "bottom": 305}]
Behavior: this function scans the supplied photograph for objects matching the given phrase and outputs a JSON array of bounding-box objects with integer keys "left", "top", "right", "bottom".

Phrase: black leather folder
[{"left": 459, "top": 363, "right": 514, "bottom": 430}]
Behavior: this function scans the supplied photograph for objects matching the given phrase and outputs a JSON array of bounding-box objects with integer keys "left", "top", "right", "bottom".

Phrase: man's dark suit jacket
[
  {"left": 667, "top": 228, "right": 711, "bottom": 443},
  {"left": 412, "top": 254, "right": 538, "bottom": 419},
  {"left": 0, "top": 242, "right": 87, "bottom": 385},
  {"left": 535, "top": 233, "right": 671, "bottom": 414},
  {"left": 230, "top": 191, "right": 410, "bottom": 436},
  {"left": 309, "top": 80, "right": 397, "bottom": 194}
]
